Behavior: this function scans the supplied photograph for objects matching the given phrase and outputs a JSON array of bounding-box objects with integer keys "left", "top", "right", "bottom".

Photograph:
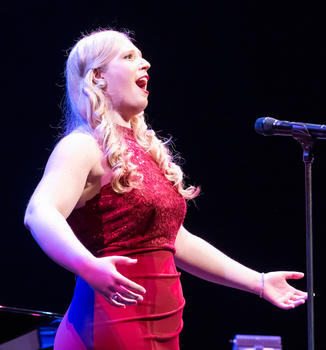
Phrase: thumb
[{"left": 284, "top": 271, "right": 305, "bottom": 280}]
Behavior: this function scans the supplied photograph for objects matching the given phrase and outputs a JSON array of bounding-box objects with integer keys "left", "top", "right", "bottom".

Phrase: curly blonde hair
[{"left": 64, "top": 29, "right": 199, "bottom": 199}]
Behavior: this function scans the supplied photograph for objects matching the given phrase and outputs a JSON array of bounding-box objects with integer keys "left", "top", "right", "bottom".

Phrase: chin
[
  {"left": 141, "top": 100, "right": 148, "bottom": 111},
  {"left": 121, "top": 105, "right": 147, "bottom": 121},
  {"left": 134, "top": 99, "right": 149, "bottom": 114}
]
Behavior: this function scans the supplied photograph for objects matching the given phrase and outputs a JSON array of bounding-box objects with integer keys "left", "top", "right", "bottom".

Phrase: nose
[{"left": 139, "top": 57, "right": 150, "bottom": 71}]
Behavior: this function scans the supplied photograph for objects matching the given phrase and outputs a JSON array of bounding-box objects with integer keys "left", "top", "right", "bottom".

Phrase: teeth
[
  {"left": 136, "top": 77, "right": 148, "bottom": 90},
  {"left": 137, "top": 75, "right": 148, "bottom": 82}
]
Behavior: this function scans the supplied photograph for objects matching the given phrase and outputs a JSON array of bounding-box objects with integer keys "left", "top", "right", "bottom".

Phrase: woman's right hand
[{"left": 81, "top": 256, "right": 146, "bottom": 308}]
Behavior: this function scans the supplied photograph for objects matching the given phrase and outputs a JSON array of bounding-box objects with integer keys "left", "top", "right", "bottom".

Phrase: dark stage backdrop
[{"left": 1, "top": 1, "right": 325, "bottom": 349}]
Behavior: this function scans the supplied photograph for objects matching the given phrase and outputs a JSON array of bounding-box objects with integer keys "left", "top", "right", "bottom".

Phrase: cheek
[
  {"left": 106, "top": 73, "right": 133, "bottom": 97},
  {"left": 105, "top": 81, "right": 139, "bottom": 111}
]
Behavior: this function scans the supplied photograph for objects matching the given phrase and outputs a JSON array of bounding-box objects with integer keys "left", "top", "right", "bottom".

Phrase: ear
[
  {"left": 92, "top": 68, "right": 107, "bottom": 89},
  {"left": 93, "top": 68, "right": 103, "bottom": 79}
]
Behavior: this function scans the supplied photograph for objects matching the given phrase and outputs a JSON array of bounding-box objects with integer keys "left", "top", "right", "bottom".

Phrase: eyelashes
[
  {"left": 123, "top": 49, "right": 142, "bottom": 60},
  {"left": 123, "top": 53, "right": 134, "bottom": 60}
]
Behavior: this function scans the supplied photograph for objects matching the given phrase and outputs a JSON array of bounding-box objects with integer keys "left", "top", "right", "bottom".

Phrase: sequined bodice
[{"left": 67, "top": 127, "right": 187, "bottom": 257}]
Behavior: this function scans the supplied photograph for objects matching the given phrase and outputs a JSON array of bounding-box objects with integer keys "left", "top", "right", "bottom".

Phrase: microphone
[{"left": 255, "top": 117, "right": 326, "bottom": 140}]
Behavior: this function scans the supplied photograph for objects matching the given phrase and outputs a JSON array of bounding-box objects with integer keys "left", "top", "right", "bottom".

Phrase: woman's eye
[{"left": 124, "top": 53, "right": 133, "bottom": 59}]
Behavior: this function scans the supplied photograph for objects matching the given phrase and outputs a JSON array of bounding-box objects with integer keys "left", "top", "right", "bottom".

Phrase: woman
[{"left": 24, "top": 29, "right": 307, "bottom": 350}]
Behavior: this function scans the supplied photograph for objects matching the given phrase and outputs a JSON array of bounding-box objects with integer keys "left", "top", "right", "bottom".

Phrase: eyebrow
[{"left": 122, "top": 48, "right": 142, "bottom": 57}]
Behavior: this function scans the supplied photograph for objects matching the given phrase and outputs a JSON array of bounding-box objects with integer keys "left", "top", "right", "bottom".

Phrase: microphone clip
[{"left": 291, "top": 124, "right": 314, "bottom": 163}]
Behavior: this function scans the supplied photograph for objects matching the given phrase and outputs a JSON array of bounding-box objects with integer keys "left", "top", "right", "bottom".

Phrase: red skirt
[{"left": 54, "top": 250, "right": 185, "bottom": 350}]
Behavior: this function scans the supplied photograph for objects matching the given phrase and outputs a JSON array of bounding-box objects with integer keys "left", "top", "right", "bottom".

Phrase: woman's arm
[
  {"left": 174, "top": 225, "right": 307, "bottom": 309},
  {"left": 25, "top": 133, "right": 102, "bottom": 273},
  {"left": 24, "top": 133, "right": 146, "bottom": 307}
]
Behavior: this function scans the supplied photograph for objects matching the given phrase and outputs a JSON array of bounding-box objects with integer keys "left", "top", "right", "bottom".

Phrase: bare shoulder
[
  {"left": 51, "top": 131, "right": 101, "bottom": 164},
  {"left": 28, "top": 131, "right": 105, "bottom": 217},
  {"left": 44, "top": 131, "right": 104, "bottom": 178}
]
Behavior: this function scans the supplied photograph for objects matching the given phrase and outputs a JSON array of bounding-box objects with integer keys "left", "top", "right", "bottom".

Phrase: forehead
[{"left": 115, "top": 35, "right": 141, "bottom": 54}]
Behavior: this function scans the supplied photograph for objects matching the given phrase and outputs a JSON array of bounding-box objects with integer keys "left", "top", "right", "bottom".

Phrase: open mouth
[{"left": 135, "top": 75, "right": 149, "bottom": 94}]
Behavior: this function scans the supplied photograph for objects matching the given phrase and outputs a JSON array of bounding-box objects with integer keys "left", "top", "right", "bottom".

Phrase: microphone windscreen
[{"left": 255, "top": 117, "right": 277, "bottom": 136}]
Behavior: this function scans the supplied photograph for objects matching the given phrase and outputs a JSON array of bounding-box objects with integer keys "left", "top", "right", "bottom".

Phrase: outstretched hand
[{"left": 262, "top": 271, "right": 307, "bottom": 309}]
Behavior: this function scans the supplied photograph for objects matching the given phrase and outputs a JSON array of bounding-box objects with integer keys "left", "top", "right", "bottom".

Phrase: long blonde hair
[{"left": 64, "top": 29, "right": 199, "bottom": 199}]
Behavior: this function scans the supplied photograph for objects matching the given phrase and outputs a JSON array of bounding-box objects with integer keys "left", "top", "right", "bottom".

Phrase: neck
[{"left": 111, "top": 111, "right": 132, "bottom": 129}]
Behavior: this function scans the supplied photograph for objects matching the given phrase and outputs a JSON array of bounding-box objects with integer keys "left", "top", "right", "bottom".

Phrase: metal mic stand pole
[{"left": 294, "top": 129, "right": 315, "bottom": 350}]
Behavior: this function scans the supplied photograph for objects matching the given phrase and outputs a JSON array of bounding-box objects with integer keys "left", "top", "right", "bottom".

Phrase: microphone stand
[{"left": 292, "top": 125, "right": 315, "bottom": 350}]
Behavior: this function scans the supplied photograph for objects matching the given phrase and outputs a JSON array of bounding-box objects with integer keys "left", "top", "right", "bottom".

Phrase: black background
[{"left": 1, "top": 1, "right": 325, "bottom": 349}]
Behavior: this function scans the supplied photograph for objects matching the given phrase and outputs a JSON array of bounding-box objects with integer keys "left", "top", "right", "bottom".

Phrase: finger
[
  {"left": 103, "top": 295, "right": 126, "bottom": 308},
  {"left": 280, "top": 303, "right": 297, "bottom": 309},
  {"left": 111, "top": 299, "right": 126, "bottom": 308},
  {"left": 280, "top": 297, "right": 306, "bottom": 309},
  {"left": 279, "top": 303, "right": 295, "bottom": 310},
  {"left": 278, "top": 301, "right": 298, "bottom": 309},
  {"left": 288, "top": 295, "right": 306, "bottom": 303},
  {"left": 110, "top": 256, "right": 138, "bottom": 266},
  {"left": 114, "top": 293, "right": 138, "bottom": 305},
  {"left": 289, "top": 299, "right": 305, "bottom": 307},
  {"left": 116, "top": 274, "right": 146, "bottom": 294},
  {"left": 118, "top": 285, "right": 144, "bottom": 301},
  {"left": 292, "top": 291, "right": 308, "bottom": 299},
  {"left": 294, "top": 299, "right": 306, "bottom": 305},
  {"left": 287, "top": 292, "right": 306, "bottom": 302},
  {"left": 291, "top": 295, "right": 307, "bottom": 302},
  {"left": 108, "top": 292, "right": 138, "bottom": 306}
]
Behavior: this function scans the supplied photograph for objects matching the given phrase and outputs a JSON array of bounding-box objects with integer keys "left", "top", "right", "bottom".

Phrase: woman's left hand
[{"left": 263, "top": 271, "right": 308, "bottom": 309}]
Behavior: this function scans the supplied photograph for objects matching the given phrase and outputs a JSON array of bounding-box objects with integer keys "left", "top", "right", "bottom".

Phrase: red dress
[{"left": 54, "top": 127, "right": 187, "bottom": 350}]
